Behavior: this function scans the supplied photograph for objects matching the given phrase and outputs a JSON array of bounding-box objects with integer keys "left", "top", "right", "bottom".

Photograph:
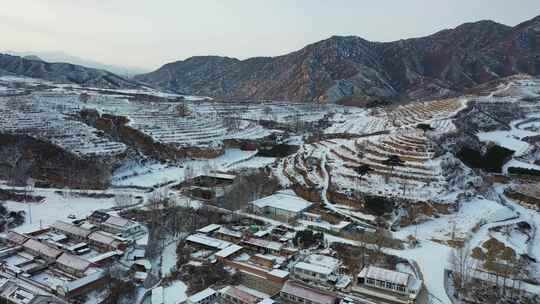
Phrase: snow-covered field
[
  {"left": 503, "top": 159, "right": 540, "bottom": 174},
  {"left": 3, "top": 188, "right": 116, "bottom": 228},
  {"left": 477, "top": 126, "right": 537, "bottom": 156},
  {"left": 112, "top": 148, "right": 259, "bottom": 187},
  {"left": 393, "top": 198, "right": 516, "bottom": 241},
  {"left": 0, "top": 94, "right": 127, "bottom": 157}
]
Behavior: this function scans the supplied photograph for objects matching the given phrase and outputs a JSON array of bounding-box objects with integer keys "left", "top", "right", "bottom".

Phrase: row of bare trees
[{"left": 448, "top": 242, "right": 533, "bottom": 303}]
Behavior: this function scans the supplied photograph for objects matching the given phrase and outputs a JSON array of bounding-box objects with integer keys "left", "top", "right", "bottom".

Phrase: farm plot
[
  {"left": 275, "top": 130, "right": 448, "bottom": 203},
  {"left": 326, "top": 98, "right": 465, "bottom": 135},
  {"left": 465, "top": 79, "right": 540, "bottom": 176},
  {"left": 192, "top": 101, "right": 335, "bottom": 124},
  {"left": 73, "top": 97, "right": 336, "bottom": 149}
]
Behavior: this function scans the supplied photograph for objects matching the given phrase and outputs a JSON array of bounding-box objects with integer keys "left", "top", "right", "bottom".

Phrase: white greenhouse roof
[{"left": 252, "top": 193, "right": 312, "bottom": 213}]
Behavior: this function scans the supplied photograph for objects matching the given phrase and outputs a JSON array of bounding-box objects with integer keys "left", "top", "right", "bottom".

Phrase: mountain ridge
[
  {"left": 5, "top": 50, "right": 149, "bottom": 77},
  {"left": 136, "top": 15, "right": 540, "bottom": 103},
  {"left": 0, "top": 53, "right": 141, "bottom": 89}
]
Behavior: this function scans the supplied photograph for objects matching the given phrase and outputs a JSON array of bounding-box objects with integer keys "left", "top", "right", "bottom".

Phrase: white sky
[{"left": 1, "top": 0, "right": 538, "bottom": 70}]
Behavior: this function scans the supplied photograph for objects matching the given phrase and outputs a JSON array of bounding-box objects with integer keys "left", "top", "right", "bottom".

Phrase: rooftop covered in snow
[{"left": 251, "top": 192, "right": 313, "bottom": 213}]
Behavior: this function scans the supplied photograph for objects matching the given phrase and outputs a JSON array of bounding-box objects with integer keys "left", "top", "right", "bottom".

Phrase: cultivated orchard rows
[
  {"left": 0, "top": 90, "right": 341, "bottom": 157},
  {"left": 0, "top": 95, "right": 127, "bottom": 157},
  {"left": 275, "top": 98, "right": 466, "bottom": 203}
]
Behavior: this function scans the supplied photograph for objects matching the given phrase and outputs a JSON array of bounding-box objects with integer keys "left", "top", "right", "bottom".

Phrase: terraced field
[
  {"left": 276, "top": 98, "right": 471, "bottom": 206},
  {"left": 0, "top": 95, "right": 127, "bottom": 158},
  {"left": 276, "top": 130, "right": 446, "bottom": 203},
  {"left": 0, "top": 86, "right": 347, "bottom": 161},
  {"left": 326, "top": 98, "right": 464, "bottom": 135}
]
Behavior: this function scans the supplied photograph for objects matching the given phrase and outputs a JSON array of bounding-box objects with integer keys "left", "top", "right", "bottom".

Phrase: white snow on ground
[
  {"left": 333, "top": 205, "right": 376, "bottom": 222},
  {"left": 503, "top": 159, "right": 540, "bottom": 174},
  {"left": 228, "top": 156, "right": 275, "bottom": 170},
  {"left": 113, "top": 163, "right": 184, "bottom": 187},
  {"left": 161, "top": 240, "right": 178, "bottom": 277},
  {"left": 0, "top": 75, "right": 53, "bottom": 84},
  {"left": 477, "top": 116, "right": 540, "bottom": 157},
  {"left": 477, "top": 131, "right": 531, "bottom": 156},
  {"left": 325, "top": 110, "right": 385, "bottom": 135},
  {"left": 3, "top": 190, "right": 115, "bottom": 228},
  {"left": 325, "top": 232, "right": 453, "bottom": 303},
  {"left": 388, "top": 242, "right": 452, "bottom": 304},
  {"left": 389, "top": 198, "right": 516, "bottom": 303},
  {"left": 113, "top": 149, "right": 257, "bottom": 187},
  {"left": 494, "top": 185, "right": 540, "bottom": 281},
  {"left": 393, "top": 199, "right": 516, "bottom": 241},
  {"left": 163, "top": 281, "right": 187, "bottom": 304}
]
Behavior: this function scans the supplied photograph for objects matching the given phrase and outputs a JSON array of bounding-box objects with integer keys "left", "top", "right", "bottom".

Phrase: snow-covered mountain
[
  {"left": 5, "top": 50, "right": 148, "bottom": 77},
  {"left": 0, "top": 53, "right": 142, "bottom": 89},
  {"left": 136, "top": 15, "right": 540, "bottom": 103}
]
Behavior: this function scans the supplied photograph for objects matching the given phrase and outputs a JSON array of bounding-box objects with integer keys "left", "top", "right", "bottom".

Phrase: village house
[
  {"left": 87, "top": 210, "right": 110, "bottom": 225},
  {"left": 100, "top": 215, "right": 143, "bottom": 238},
  {"left": 87, "top": 211, "right": 143, "bottom": 238},
  {"left": 50, "top": 221, "right": 92, "bottom": 242},
  {"left": 87, "top": 251, "right": 120, "bottom": 267},
  {"left": 218, "top": 285, "right": 267, "bottom": 304},
  {"left": 355, "top": 266, "right": 423, "bottom": 304},
  {"left": 215, "top": 227, "right": 243, "bottom": 243},
  {"left": 185, "top": 172, "right": 236, "bottom": 200},
  {"left": 21, "top": 239, "right": 62, "bottom": 263},
  {"left": 55, "top": 253, "right": 92, "bottom": 277},
  {"left": 4, "top": 232, "right": 29, "bottom": 246},
  {"left": 197, "top": 224, "right": 222, "bottom": 235},
  {"left": 187, "top": 288, "right": 218, "bottom": 304},
  {"left": 250, "top": 193, "right": 313, "bottom": 221},
  {"left": 0, "top": 277, "right": 68, "bottom": 304},
  {"left": 215, "top": 244, "right": 243, "bottom": 261},
  {"left": 293, "top": 262, "right": 334, "bottom": 285},
  {"left": 292, "top": 254, "right": 340, "bottom": 285},
  {"left": 241, "top": 237, "right": 283, "bottom": 255},
  {"left": 250, "top": 254, "right": 276, "bottom": 269},
  {"left": 87, "top": 231, "right": 126, "bottom": 252},
  {"left": 186, "top": 234, "right": 233, "bottom": 251},
  {"left": 57, "top": 269, "right": 109, "bottom": 299},
  {"left": 193, "top": 172, "right": 236, "bottom": 188},
  {"left": 280, "top": 281, "right": 339, "bottom": 304}
]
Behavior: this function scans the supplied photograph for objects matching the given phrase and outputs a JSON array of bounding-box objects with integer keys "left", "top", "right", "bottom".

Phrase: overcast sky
[{"left": 1, "top": 0, "right": 539, "bottom": 71}]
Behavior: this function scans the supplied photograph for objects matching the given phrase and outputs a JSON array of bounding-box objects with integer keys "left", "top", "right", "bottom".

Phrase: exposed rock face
[
  {"left": 0, "top": 54, "right": 140, "bottom": 89},
  {"left": 136, "top": 15, "right": 540, "bottom": 103}
]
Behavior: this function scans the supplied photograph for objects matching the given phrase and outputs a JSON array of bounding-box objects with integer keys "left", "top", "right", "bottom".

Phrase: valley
[
  {"left": 0, "top": 9, "right": 539, "bottom": 304},
  {"left": 0, "top": 72, "right": 539, "bottom": 304}
]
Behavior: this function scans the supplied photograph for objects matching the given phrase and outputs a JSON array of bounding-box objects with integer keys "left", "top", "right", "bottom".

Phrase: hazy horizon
[{"left": 2, "top": 0, "right": 539, "bottom": 71}]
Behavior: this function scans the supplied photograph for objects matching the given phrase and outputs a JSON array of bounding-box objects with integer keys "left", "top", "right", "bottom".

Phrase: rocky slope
[
  {"left": 0, "top": 54, "right": 140, "bottom": 89},
  {"left": 137, "top": 15, "right": 540, "bottom": 103}
]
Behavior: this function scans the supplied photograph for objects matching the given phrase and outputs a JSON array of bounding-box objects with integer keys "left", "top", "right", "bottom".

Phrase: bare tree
[
  {"left": 366, "top": 228, "right": 387, "bottom": 266},
  {"left": 176, "top": 103, "right": 191, "bottom": 117},
  {"left": 448, "top": 243, "right": 474, "bottom": 298}
]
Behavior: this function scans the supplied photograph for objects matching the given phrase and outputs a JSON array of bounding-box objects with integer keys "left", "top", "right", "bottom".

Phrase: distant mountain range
[
  {"left": 136, "top": 15, "right": 540, "bottom": 103},
  {"left": 5, "top": 50, "right": 148, "bottom": 77},
  {"left": 0, "top": 53, "right": 140, "bottom": 89}
]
